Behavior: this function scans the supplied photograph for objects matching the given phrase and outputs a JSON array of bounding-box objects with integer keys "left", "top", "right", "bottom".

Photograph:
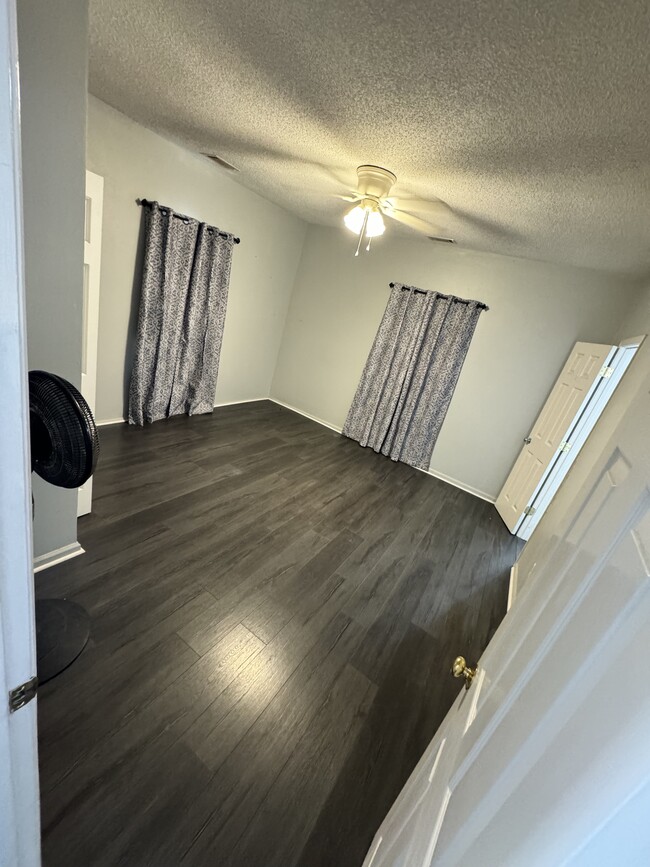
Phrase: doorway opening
[{"left": 508, "top": 336, "right": 642, "bottom": 542}]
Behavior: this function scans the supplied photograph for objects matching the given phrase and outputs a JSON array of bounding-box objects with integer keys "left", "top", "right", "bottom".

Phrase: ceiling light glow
[{"left": 344, "top": 205, "right": 385, "bottom": 237}]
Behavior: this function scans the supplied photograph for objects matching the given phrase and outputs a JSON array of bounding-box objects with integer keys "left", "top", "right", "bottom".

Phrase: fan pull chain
[{"left": 355, "top": 209, "right": 370, "bottom": 257}]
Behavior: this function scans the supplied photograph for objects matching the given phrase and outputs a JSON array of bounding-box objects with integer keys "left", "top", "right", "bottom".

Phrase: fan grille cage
[{"left": 29, "top": 371, "right": 99, "bottom": 489}]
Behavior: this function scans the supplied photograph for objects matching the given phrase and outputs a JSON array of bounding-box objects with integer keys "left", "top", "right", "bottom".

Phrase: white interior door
[
  {"left": 0, "top": 0, "right": 41, "bottom": 863},
  {"left": 495, "top": 341, "right": 614, "bottom": 533},
  {"left": 364, "top": 354, "right": 650, "bottom": 866},
  {"left": 515, "top": 337, "right": 643, "bottom": 542},
  {"left": 77, "top": 169, "right": 104, "bottom": 517},
  {"left": 364, "top": 690, "right": 473, "bottom": 867}
]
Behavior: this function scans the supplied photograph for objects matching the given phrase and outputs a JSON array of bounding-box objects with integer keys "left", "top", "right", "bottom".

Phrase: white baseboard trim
[
  {"left": 96, "top": 417, "right": 126, "bottom": 427},
  {"left": 96, "top": 398, "right": 271, "bottom": 428},
  {"left": 214, "top": 397, "right": 268, "bottom": 408},
  {"left": 421, "top": 468, "right": 496, "bottom": 504},
  {"left": 507, "top": 562, "right": 519, "bottom": 611},
  {"left": 269, "top": 398, "right": 344, "bottom": 435},
  {"left": 34, "top": 541, "right": 85, "bottom": 573},
  {"left": 269, "top": 397, "right": 496, "bottom": 504}
]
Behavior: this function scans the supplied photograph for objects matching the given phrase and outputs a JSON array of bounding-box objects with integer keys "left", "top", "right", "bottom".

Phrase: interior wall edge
[
  {"left": 18, "top": 0, "right": 89, "bottom": 558},
  {"left": 423, "top": 467, "right": 496, "bottom": 504},
  {"left": 33, "top": 541, "right": 85, "bottom": 573},
  {"left": 213, "top": 397, "right": 269, "bottom": 409},
  {"left": 269, "top": 397, "right": 344, "bottom": 434}
]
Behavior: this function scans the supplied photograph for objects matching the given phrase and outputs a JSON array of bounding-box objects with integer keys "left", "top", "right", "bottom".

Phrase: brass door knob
[{"left": 452, "top": 656, "right": 476, "bottom": 690}]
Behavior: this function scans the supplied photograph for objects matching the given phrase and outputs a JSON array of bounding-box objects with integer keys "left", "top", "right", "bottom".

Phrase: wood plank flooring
[{"left": 36, "top": 400, "right": 519, "bottom": 867}]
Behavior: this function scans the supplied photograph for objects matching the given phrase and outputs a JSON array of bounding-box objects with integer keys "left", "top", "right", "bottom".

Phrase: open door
[
  {"left": 495, "top": 341, "right": 615, "bottom": 534},
  {"left": 0, "top": 0, "right": 41, "bottom": 862},
  {"left": 364, "top": 353, "right": 650, "bottom": 865},
  {"left": 77, "top": 169, "right": 104, "bottom": 517},
  {"left": 514, "top": 337, "right": 642, "bottom": 541}
]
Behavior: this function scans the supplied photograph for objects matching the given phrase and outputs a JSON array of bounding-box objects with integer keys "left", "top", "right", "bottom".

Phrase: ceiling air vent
[
  {"left": 428, "top": 235, "right": 456, "bottom": 244},
  {"left": 202, "top": 153, "right": 239, "bottom": 172}
]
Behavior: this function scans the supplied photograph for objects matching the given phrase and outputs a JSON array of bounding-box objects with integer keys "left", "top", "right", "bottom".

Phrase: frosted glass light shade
[{"left": 344, "top": 205, "right": 385, "bottom": 237}]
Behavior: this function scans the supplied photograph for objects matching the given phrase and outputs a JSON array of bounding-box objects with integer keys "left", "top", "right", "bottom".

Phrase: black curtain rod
[
  {"left": 137, "top": 199, "right": 240, "bottom": 244},
  {"left": 389, "top": 282, "right": 489, "bottom": 311}
]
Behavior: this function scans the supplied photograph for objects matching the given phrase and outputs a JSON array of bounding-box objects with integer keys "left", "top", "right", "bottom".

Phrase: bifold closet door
[{"left": 495, "top": 341, "right": 614, "bottom": 534}]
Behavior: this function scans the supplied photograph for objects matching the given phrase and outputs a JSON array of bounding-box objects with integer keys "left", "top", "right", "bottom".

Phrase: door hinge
[
  {"left": 523, "top": 505, "right": 537, "bottom": 517},
  {"left": 559, "top": 441, "right": 572, "bottom": 453},
  {"left": 599, "top": 365, "right": 614, "bottom": 378},
  {"left": 9, "top": 676, "right": 38, "bottom": 713}
]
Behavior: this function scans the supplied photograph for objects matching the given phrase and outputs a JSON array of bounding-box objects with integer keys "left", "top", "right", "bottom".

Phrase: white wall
[
  {"left": 18, "top": 0, "right": 88, "bottom": 559},
  {"left": 271, "top": 226, "right": 642, "bottom": 500},
  {"left": 86, "top": 96, "right": 307, "bottom": 422}
]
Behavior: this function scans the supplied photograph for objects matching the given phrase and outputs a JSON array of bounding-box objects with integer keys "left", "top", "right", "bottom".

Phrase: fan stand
[
  {"left": 35, "top": 598, "right": 91, "bottom": 684},
  {"left": 31, "top": 492, "right": 91, "bottom": 685},
  {"left": 29, "top": 369, "right": 99, "bottom": 684}
]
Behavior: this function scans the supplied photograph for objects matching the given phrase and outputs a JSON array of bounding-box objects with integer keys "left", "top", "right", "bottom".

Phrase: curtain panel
[
  {"left": 343, "top": 283, "right": 487, "bottom": 470},
  {"left": 128, "top": 202, "right": 235, "bottom": 425}
]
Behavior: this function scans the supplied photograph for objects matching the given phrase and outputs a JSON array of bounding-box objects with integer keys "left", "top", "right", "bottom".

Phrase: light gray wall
[
  {"left": 86, "top": 96, "right": 308, "bottom": 422},
  {"left": 18, "top": 0, "right": 89, "bottom": 558},
  {"left": 271, "top": 226, "right": 642, "bottom": 500}
]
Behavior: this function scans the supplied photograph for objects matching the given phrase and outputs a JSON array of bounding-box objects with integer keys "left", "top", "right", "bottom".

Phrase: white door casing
[
  {"left": 0, "top": 0, "right": 41, "bottom": 863},
  {"left": 77, "top": 170, "right": 104, "bottom": 517},
  {"left": 495, "top": 341, "right": 614, "bottom": 533},
  {"left": 364, "top": 354, "right": 650, "bottom": 866}
]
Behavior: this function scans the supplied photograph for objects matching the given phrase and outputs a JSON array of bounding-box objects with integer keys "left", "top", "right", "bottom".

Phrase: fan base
[
  {"left": 356, "top": 165, "right": 397, "bottom": 199},
  {"left": 36, "top": 598, "right": 90, "bottom": 684}
]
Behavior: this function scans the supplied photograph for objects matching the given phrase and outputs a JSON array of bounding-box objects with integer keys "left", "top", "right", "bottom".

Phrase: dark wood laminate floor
[{"left": 36, "top": 401, "right": 519, "bottom": 867}]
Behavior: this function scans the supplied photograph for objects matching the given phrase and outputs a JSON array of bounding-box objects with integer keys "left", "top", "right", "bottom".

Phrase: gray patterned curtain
[
  {"left": 128, "top": 202, "right": 235, "bottom": 425},
  {"left": 343, "top": 283, "right": 487, "bottom": 469}
]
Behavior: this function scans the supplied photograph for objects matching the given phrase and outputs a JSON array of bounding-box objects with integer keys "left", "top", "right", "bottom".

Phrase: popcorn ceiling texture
[{"left": 89, "top": 0, "right": 650, "bottom": 278}]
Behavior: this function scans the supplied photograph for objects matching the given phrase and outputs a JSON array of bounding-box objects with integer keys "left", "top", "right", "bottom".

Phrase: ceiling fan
[{"left": 338, "top": 165, "right": 452, "bottom": 255}]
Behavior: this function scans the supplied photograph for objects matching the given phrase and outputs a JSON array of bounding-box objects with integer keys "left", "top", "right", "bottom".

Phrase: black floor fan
[{"left": 29, "top": 370, "right": 100, "bottom": 684}]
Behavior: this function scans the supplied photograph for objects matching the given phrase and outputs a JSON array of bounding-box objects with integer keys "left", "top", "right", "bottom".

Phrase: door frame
[
  {"left": 515, "top": 335, "right": 644, "bottom": 541},
  {"left": 78, "top": 169, "right": 104, "bottom": 517},
  {"left": 0, "top": 0, "right": 41, "bottom": 863}
]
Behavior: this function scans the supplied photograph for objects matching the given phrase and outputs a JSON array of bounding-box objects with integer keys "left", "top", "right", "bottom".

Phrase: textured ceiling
[{"left": 89, "top": 0, "right": 650, "bottom": 277}]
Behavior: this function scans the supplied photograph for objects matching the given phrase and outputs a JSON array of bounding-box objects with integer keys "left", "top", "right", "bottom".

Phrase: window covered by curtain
[
  {"left": 128, "top": 202, "right": 236, "bottom": 425},
  {"left": 343, "top": 283, "right": 487, "bottom": 469}
]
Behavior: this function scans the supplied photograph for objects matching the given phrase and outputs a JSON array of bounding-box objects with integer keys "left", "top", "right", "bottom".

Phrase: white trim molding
[
  {"left": 33, "top": 541, "right": 84, "bottom": 573},
  {"left": 96, "top": 417, "right": 126, "bottom": 427},
  {"left": 421, "top": 468, "right": 495, "bottom": 504},
  {"left": 269, "top": 398, "right": 344, "bottom": 434},
  {"left": 96, "top": 397, "right": 270, "bottom": 428},
  {"left": 507, "top": 562, "right": 519, "bottom": 611},
  {"left": 214, "top": 397, "right": 268, "bottom": 408},
  {"left": 269, "top": 397, "right": 496, "bottom": 503}
]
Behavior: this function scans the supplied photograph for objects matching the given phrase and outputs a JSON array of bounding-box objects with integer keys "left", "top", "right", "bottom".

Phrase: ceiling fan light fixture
[{"left": 344, "top": 204, "right": 385, "bottom": 237}]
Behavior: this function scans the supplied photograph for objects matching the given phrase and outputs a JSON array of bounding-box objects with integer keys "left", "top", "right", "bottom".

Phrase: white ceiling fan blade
[
  {"left": 388, "top": 197, "right": 453, "bottom": 218},
  {"left": 334, "top": 192, "right": 362, "bottom": 203},
  {"left": 385, "top": 209, "right": 443, "bottom": 235}
]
